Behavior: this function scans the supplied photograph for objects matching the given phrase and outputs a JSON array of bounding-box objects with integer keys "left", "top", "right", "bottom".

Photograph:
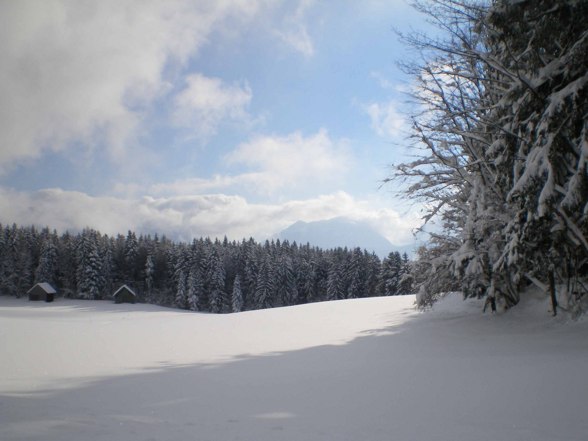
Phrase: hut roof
[
  {"left": 113, "top": 284, "right": 137, "bottom": 298},
  {"left": 27, "top": 282, "right": 57, "bottom": 295}
]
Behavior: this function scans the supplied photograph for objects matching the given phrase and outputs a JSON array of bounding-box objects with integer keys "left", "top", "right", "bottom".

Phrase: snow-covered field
[{"left": 1, "top": 293, "right": 587, "bottom": 441}]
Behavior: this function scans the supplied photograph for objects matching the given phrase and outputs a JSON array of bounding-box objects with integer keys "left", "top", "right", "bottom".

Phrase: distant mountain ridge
[{"left": 277, "top": 217, "right": 416, "bottom": 258}]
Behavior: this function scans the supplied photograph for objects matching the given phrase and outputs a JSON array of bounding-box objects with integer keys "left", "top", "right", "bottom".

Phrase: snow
[
  {"left": 1, "top": 293, "right": 588, "bottom": 441},
  {"left": 28, "top": 282, "right": 57, "bottom": 294},
  {"left": 112, "top": 284, "right": 137, "bottom": 298}
]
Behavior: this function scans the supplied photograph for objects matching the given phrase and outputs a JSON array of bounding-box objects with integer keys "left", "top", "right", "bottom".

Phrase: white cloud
[
  {"left": 147, "top": 175, "right": 240, "bottom": 196},
  {"left": 0, "top": 0, "right": 263, "bottom": 171},
  {"left": 364, "top": 100, "right": 407, "bottom": 139},
  {"left": 274, "top": 0, "right": 315, "bottom": 57},
  {"left": 0, "top": 187, "right": 417, "bottom": 245},
  {"left": 172, "top": 73, "right": 253, "bottom": 138},
  {"left": 140, "top": 129, "right": 352, "bottom": 198},
  {"left": 276, "top": 25, "right": 315, "bottom": 58},
  {"left": 225, "top": 129, "right": 351, "bottom": 195}
]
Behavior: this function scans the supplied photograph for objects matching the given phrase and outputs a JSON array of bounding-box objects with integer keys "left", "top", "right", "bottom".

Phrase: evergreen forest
[{"left": 0, "top": 223, "right": 411, "bottom": 312}]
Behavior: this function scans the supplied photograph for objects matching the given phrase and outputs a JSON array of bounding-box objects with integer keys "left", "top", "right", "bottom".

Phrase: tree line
[
  {"left": 394, "top": 0, "right": 588, "bottom": 315},
  {"left": 0, "top": 223, "right": 412, "bottom": 312}
]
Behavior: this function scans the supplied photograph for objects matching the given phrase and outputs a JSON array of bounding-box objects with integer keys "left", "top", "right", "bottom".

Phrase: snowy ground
[{"left": 1, "top": 293, "right": 587, "bottom": 441}]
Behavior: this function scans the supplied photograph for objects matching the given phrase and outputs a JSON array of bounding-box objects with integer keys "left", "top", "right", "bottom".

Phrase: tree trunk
[{"left": 549, "top": 269, "right": 558, "bottom": 317}]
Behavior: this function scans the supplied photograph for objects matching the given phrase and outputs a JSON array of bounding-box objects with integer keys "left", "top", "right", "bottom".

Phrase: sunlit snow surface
[{"left": 1, "top": 293, "right": 587, "bottom": 441}]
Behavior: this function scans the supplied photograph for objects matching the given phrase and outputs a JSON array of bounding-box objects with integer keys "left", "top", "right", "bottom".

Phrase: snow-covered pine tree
[
  {"left": 380, "top": 251, "right": 403, "bottom": 296},
  {"left": 231, "top": 274, "right": 244, "bottom": 312},
  {"left": 124, "top": 230, "right": 139, "bottom": 282},
  {"left": 99, "top": 239, "right": 114, "bottom": 299},
  {"left": 346, "top": 247, "right": 365, "bottom": 299},
  {"left": 276, "top": 254, "right": 298, "bottom": 306},
  {"left": 242, "top": 238, "right": 258, "bottom": 306},
  {"left": 254, "top": 256, "right": 274, "bottom": 310},
  {"left": 171, "top": 244, "right": 191, "bottom": 309},
  {"left": 76, "top": 229, "right": 102, "bottom": 300},
  {"left": 363, "top": 251, "right": 381, "bottom": 296},
  {"left": 208, "top": 250, "right": 227, "bottom": 313},
  {"left": 175, "top": 269, "right": 188, "bottom": 309},
  {"left": 57, "top": 231, "right": 77, "bottom": 297},
  {"left": 314, "top": 251, "right": 330, "bottom": 301},
  {"left": 200, "top": 240, "right": 214, "bottom": 306},
  {"left": 484, "top": 0, "right": 588, "bottom": 314},
  {"left": 145, "top": 254, "right": 155, "bottom": 298},
  {"left": 398, "top": 253, "right": 413, "bottom": 295},
  {"left": 326, "top": 261, "right": 344, "bottom": 301},
  {"left": 242, "top": 258, "right": 254, "bottom": 307},
  {"left": 0, "top": 225, "right": 18, "bottom": 296},
  {"left": 34, "top": 236, "right": 58, "bottom": 286},
  {"left": 297, "top": 255, "right": 316, "bottom": 304},
  {"left": 187, "top": 266, "right": 203, "bottom": 311},
  {"left": 15, "top": 230, "right": 34, "bottom": 298}
]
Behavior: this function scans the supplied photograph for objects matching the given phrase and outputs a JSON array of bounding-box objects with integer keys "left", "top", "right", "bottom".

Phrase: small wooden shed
[
  {"left": 113, "top": 285, "right": 137, "bottom": 304},
  {"left": 28, "top": 282, "right": 57, "bottom": 302}
]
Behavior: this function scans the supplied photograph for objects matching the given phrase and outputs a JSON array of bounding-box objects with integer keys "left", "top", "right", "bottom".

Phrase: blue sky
[{"left": 0, "top": 0, "right": 432, "bottom": 244}]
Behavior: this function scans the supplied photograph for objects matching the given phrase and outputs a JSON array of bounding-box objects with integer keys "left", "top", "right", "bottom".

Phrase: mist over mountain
[{"left": 278, "top": 217, "right": 416, "bottom": 258}]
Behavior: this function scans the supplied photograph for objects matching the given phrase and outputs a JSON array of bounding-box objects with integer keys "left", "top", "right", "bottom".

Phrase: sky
[{"left": 0, "top": 0, "right": 433, "bottom": 246}]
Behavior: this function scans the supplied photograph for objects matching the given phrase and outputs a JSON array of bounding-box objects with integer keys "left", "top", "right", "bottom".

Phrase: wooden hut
[
  {"left": 113, "top": 285, "right": 137, "bottom": 304},
  {"left": 28, "top": 282, "right": 57, "bottom": 302}
]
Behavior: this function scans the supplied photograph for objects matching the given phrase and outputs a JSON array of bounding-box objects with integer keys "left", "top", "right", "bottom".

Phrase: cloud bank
[
  {"left": 0, "top": 187, "right": 417, "bottom": 246},
  {"left": 146, "top": 129, "right": 352, "bottom": 197}
]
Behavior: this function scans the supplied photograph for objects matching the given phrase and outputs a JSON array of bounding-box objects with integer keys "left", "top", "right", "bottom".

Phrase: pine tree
[
  {"left": 314, "top": 252, "right": 330, "bottom": 302},
  {"left": 326, "top": 262, "right": 344, "bottom": 301},
  {"left": 297, "top": 256, "right": 316, "bottom": 304},
  {"left": 254, "top": 256, "right": 274, "bottom": 310},
  {"left": 100, "top": 241, "right": 114, "bottom": 298},
  {"left": 0, "top": 225, "right": 18, "bottom": 296},
  {"left": 398, "top": 253, "right": 413, "bottom": 295},
  {"left": 484, "top": 0, "right": 588, "bottom": 314},
  {"left": 57, "top": 231, "right": 77, "bottom": 297},
  {"left": 175, "top": 269, "right": 187, "bottom": 309},
  {"left": 345, "top": 248, "right": 365, "bottom": 299},
  {"left": 124, "top": 230, "right": 139, "bottom": 282},
  {"left": 187, "top": 267, "right": 203, "bottom": 311},
  {"left": 243, "top": 241, "right": 258, "bottom": 307},
  {"left": 208, "top": 250, "right": 226, "bottom": 313},
  {"left": 76, "top": 230, "right": 102, "bottom": 300},
  {"left": 364, "top": 251, "right": 381, "bottom": 296},
  {"left": 231, "top": 274, "right": 244, "bottom": 312},
  {"left": 35, "top": 236, "right": 58, "bottom": 285},
  {"left": 380, "top": 252, "right": 403, "bottom": 296},
  {"left": 277, "top": 255, "right": 298, "bottom": 306},
  {"left": 145, "top": 254, "right": 155, "bottom": 298},
  {"left": 16, "top": 247, "right": 34, "bottom": 297}
]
